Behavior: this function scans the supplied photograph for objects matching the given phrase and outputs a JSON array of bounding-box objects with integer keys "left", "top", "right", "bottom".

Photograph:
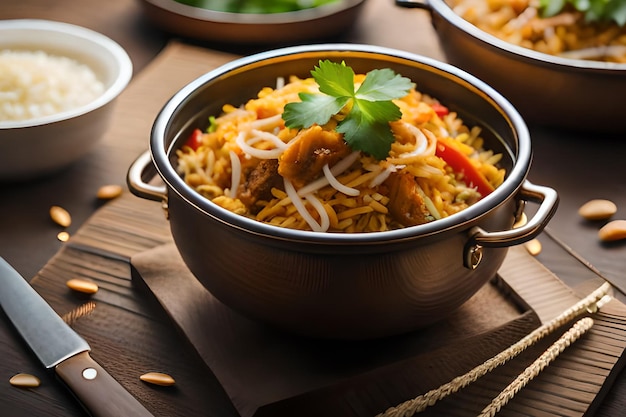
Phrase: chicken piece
[
  {"left": 385, "top": 172, "right": 432, "bottom": 227},
  {"left": 238, "top": 159, "right": 282, "bottom": 211},
  {"left": 278, "top": 125, "right": 351, "bottom": 189}
]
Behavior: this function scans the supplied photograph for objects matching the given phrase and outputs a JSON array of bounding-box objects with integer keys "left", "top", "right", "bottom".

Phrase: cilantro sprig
[
  {"left": 540, "top": 0, "right": 626, "bottom": 26},
  {"left": 282, "top": 60, "right": 414, "bottom": 160}
]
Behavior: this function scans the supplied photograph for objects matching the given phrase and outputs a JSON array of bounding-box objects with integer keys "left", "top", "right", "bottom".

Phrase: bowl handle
[
  {"left": 463, "top": 181, "right": 559, "bottom": 268},
  {"left": 126, "top": 150, "right": 168, "bottom": 202}
]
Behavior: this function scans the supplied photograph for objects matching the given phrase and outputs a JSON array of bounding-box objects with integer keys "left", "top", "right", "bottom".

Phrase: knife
[{"left": 0, "top": 257, "right": 154, "bottom": 417}]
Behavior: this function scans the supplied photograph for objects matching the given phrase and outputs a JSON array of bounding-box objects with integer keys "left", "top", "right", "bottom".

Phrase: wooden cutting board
[{"left": 130, "top": 239, "right": 626, "bottom": 417}]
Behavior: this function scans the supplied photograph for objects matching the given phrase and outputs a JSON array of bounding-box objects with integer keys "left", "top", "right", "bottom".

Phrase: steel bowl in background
[
  {"left": 396, "top": 0, "right": 626, "bottom": 133},
  {"left": 128, "top": 44, "right": 558, "bottom": 340},
  {"left": 138, "top": 0, "right": 367, "bottom": 45},
  {"left": 0, "top": 19, "right": 132, "bottom": 182}
]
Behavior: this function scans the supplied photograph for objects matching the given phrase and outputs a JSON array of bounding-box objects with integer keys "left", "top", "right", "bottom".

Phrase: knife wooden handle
[{"left": 55, "top": 351, "right": 154, "bottom": 417}]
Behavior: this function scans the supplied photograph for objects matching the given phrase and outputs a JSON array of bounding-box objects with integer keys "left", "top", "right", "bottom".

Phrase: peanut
[
  {"left": 598, "top": 220, "right": 626, "bottom": 242},
  {"left": 49, "top": 205, "right": 71, "bottom": 227},
  {"left": 578, "top": 199, "right": 617, "bottom": 221},
  {"left": 139, "top": 372, "right": 175, "bottom": 386},
  {"left": 66, "top": 278, "right": 99, "bottom": 295},
  {"left": 96, "top": 184, "right": 123, "bottom": 200},
  {"left": 524, "top": 238, "right": 542, "bottom": 256},
  {"left": 9, "top": 373, "right": 40, "bottom": 388}
]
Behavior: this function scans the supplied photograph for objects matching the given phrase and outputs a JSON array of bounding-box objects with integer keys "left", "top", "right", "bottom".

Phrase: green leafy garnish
[
  {"left": 540, "top": 0, "right": 626, "bottom": 26},
  {"left": 175, "top": 0, "right": 339, "bottom": 14},
  {"left": 282, "top": 60, "right": 414, "bottom": 160},
  {"left": 208, "top": 115, "right": 218, "bottom": 133}
]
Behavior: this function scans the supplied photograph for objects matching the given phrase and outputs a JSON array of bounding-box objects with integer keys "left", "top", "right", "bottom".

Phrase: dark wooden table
[{"left": 1, "top": 0, "right": 625, "bottom": 416}]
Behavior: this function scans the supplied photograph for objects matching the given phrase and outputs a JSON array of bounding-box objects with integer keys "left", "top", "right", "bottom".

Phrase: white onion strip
[
  {"left": 399, "top": 123, "right": 437, "bottom": 158},
  {"left": 369, "top": 165, "right": 396, "bottom": 187},
  {"left": 249, "top": 129, "right": 288, "bottom": 150},
  {"left": 304, "top": 193, "right": 330, "bottom": 232},
  {"left": 235, "top": 131, "right": 285, "bottom": 159},
  {"left": 322, "top": 164, "right": 360, "bottom": 196},
  {"left": 228, "top": 150, "right": 241, "bottom": 198},
  {"left": 423, "top": 128, "right": 439, "bottom": 156},
  {"left": 560, "top": 45, "right": 626, "bottom": 60},
  {"left": 250, "top": 114, "right": 283, "bottom": 130},
  {"left": 297, "top": 151, "right": 361, "bottom": 196},
  {"left": 284, "top": 178, "right": 326, "bottom": 232}
]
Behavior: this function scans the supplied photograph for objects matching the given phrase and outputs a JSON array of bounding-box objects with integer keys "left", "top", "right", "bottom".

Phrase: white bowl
[{"left": 0, "top": 19, "right": 133, "bottom": 181}]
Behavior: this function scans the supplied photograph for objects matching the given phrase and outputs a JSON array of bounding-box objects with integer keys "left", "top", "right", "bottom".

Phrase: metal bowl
[
  {"left": 138, "top": 0, "right": 367, "bottom": 45},
  {"left": 128, "top": 44, "right": 558, "bottom": 340},
  {"left": 396, "top": 0, "right": 626, "bottom": 133},
  {"left": 0, "top": 19, "right": 132, "bottom": 181}
]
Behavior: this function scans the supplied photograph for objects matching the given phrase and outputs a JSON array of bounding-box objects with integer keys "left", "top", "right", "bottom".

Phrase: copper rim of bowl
[
  {"left": 143, "top": 0, "right": 365, "bottom": 24},
  {"left": 0, "top": 19, "right": 133, "bottom": 130},
  {"left": 151, "top": 43, "right": 531, "bottom": 245},
  {"left": 429, "top": 0, "right": 626, "bottom": 73}
]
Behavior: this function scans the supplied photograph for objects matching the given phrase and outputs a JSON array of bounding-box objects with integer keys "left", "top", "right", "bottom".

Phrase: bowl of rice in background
[
  {"left": 396, "top": 0, "right": 626, "bottom": 132},
  {"left": 128, "top": 44, "right": 558, "bottom": 340},
  {"left": 0, "top": 19, "right": 132, "bottom": 181}
]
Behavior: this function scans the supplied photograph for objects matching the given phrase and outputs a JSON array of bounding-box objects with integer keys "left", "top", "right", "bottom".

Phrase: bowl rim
[
  {"left": 429, "top": 0, "right": 626, "bottom": 72},
  {"left": 141, "top": 0, "right": 366, "bottom": 25},
  {"left": 151, "top": 43, "right": 531, "bottom": 245},
  {"left": 0, "top": 19, "right": 133, "bottom": 129}
]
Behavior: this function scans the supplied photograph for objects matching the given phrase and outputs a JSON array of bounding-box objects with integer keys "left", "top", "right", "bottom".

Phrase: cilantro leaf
[
  {"left": 282, "top": 60, "right": 414, "bottom": 159},
  {"left": 355, "top": 68, "right": 414, "bottom": 101},
  {"left": 336, "top": 101, "right": 400, "bottom": 160},
  {"left": 312, "top": 60, "right": 355, "bottom": 97},
  {"left": 283, "top": 93, "right": 348, "bottom": 129}
]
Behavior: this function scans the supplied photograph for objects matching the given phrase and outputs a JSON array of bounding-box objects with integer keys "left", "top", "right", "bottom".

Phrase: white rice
[{"left": 0, "top": 49, "right": 105, "bottom": 122}]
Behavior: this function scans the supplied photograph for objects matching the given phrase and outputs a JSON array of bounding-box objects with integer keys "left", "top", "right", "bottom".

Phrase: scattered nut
[
  {"left": 598, "top": 220, "right": 626, "bottom": 242},
  {"left": 97, "top": 184, "right": 123, "bottom": 200},
  {"left": 66, "top": 278, "right": 99, "bottom": 295},
  {"left": 578, "top": 199, "right": 617, "bottom": 221},
  {"left": 57, "top": 231, "right": 70, "bottom": 242},
  {"left": 513, "top": 212, "right": 527, "bottom": 229},
  {"left": 139, "top": 372, "right": 175, "bottom": 387},
  {"left": 9, "top": 373, "right": 41, "bottom": 388},
  {"left": 50, "top": 205, "right": 71, "bottom": 228},
  {"left": 524, "top": 238, "right": 542, "bottom": 256}
]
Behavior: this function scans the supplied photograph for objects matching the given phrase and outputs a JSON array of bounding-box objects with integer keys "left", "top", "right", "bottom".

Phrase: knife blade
[{"left": 0, "top": 257, "right": 154, "bottom": 417}]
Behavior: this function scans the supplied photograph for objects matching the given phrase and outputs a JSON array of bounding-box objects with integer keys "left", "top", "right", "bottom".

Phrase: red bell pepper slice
[
  {"left": 435, "top": 138, "right": 494, "bottom": 197},
  {"left": 430, "top": 102, "right": 449, "bottom": 118},
  {"left": 184, "top": 128, "right": 204, "bottom": 151}
]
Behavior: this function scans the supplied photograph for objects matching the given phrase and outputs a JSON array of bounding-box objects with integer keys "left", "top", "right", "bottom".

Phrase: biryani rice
[
  {"left": 447, "top": 0, "right": 626, "bottom": 62},
  {"left": 176, "top": 73, "right": 506, "bottom": 233}
]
